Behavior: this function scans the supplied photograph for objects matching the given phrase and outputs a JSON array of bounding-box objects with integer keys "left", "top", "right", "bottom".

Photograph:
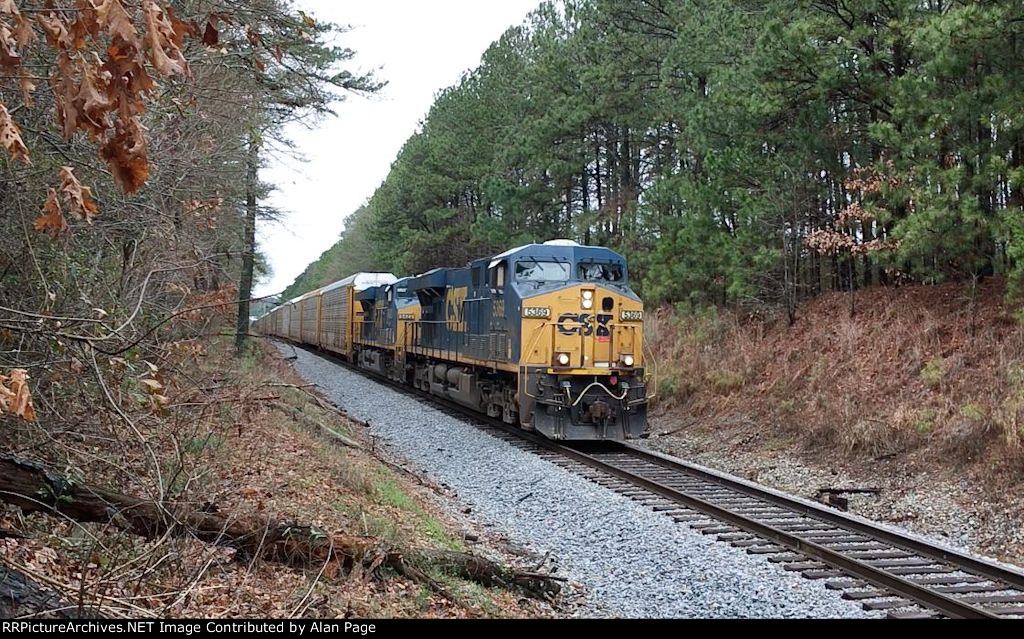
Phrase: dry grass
[{"left": 648, "top": 278, "right": 1024, "bottom": 474}]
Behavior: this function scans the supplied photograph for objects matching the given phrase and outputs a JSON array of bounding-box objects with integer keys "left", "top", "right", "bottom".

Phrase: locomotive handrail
[{"left": 519, "top": 320, "right": 553, "bottom": 401}]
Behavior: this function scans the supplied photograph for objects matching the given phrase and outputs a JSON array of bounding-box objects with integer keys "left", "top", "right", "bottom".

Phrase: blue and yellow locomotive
[{"left": 253, "top": 240, "right": 648, "bottom": 441}]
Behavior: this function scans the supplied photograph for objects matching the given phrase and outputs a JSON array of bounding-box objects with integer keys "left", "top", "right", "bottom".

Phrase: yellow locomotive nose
[
  {"left": 519, "top": 281, "right": 647, "bottom": 441},
  {"left": 520, "top": 285, "right": 643, "bottom": 372}
]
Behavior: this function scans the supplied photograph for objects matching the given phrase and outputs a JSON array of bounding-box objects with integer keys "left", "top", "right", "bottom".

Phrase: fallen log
[
  {"left": 271, "top": 400, "right": 363, "bottom": 450},
  {"left": 0, "top": 456, "right": 561, "bottom": 599},
  {"left": 0, "top": 563, "right": 78, "bottom": 618}
]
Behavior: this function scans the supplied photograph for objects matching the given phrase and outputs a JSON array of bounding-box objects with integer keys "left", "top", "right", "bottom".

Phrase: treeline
[{"left": 288, "top": 0, "right": 1024, "bottom": 311}]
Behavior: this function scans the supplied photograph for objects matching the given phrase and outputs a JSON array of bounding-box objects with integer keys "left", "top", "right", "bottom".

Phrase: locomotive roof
[
  {"left": 354, "top": 286, "right": 384, "bottom": 301},
  {"left": 406, "top": 267, "right": 453, "bottom": 290},
  {"left": 486, "top": 242, "right": 626, "bottom": 268}
]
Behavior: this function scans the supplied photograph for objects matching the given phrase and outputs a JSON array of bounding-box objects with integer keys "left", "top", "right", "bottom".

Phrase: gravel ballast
[{"left": 277, "top": 343, "right": 877, "bottom": 618}]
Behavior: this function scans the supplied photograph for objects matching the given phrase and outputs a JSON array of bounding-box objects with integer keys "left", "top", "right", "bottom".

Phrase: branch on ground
[{"left": 0, "top": 456, "right": 562, "bottom": 601}]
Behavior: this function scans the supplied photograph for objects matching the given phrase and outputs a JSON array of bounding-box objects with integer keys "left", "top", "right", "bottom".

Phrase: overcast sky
[{"left": 254, "top": 0, "right": 543, "bottom": 297}]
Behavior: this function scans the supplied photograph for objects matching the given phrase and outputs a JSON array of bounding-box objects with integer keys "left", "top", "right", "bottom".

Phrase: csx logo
[
  {"left": 557, "top": 313, "right": 612, "bottom": 339},
  {"left": 445, "top": 286, "right": 467, "bottom": 331}
]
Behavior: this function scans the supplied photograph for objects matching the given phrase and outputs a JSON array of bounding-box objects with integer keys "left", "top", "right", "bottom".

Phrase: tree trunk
[{"left": 235, "top": 133, "right": 260, "bottom": 355}]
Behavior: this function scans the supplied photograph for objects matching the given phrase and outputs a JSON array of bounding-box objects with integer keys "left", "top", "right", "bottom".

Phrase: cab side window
[{"left": 489, "top": 262, "right": 506, "bottom": 292}]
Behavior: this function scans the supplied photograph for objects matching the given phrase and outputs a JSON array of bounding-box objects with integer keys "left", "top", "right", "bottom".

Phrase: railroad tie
[
  {"left": 782, "top": 561, "right": 827, "bottom": 572},
  {"left": 824, "top": 579, "right": 868, "bottom": 590},
  {"left": 862, "top": 557, "right": 936, "bottom": 568},
  {"left": 844, "top": 550, "right": 916, "bottom": 561},
  {"left": 699, "top": 526, "right": 737, "bottom": 536},
  {"left": 801, "top": 569, "right": 845, "bottom": 580},
  {"left": 861, "top": 598, "right": 914, "bottom": 611},
  {"left": 672, "top": 514, "right": 709, "bottom": 523},
  {"left": 974, "top": 605, "right": 1024, "bottom": 615},
  {"left": 716, "top": 532, "right": 755, "bottom": 542},
  {"left": 905, "top": 574, "right": 986, "bottom": 586},
  {"left": 954, "top": 593, "right": 1024, "bottom": 605},
  {"left": 820, "top": 541, "right": 889, "bottom": 551},
  {"left": 843, "top": 589, "right": 901, "bottom": 601},
  {"left": 885, "top": 565, "right": 956, "bottom": 576},
  {"left": 887, "top": 609, "right": 942, "bottom": 620},
  {"left": 766, "top": 553, "right": 806, "bottom": 564},
  {"left": 843, "top": 585, "right": 1003, "bottom": 598}
]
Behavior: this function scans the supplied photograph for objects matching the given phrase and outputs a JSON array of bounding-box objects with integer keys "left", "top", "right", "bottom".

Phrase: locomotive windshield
[
  {"left": 515, "top": 260, "right": 570, "bottom": 282},
  {"left": 578, "top": 262, "right": 625, "bottom": 282}
]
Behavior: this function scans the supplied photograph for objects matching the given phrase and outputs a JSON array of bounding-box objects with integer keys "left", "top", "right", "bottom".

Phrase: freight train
[{"left": 254, "top": 241, "right": 648, "bottom": 441}]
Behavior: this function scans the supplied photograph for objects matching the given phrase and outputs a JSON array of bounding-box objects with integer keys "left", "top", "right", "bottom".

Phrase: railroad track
[
  {"left": 527, "top": 439, "right": 1024, "bottom": 619},
  {"left": 295, "top": 344, "right": 1024, "bottom": 619}
]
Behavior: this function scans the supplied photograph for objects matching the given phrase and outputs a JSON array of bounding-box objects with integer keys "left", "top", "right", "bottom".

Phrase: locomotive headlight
[
  {"left": 522, "top": 306, "right": 551, "bottom": 319},
  {"left": 620, "top": 310, "right": 644, "bottom": 321},
  {"left": 582, "top": 290, "right": 594, "bottom": 309},
  {"left": 556, "top": 353, "right": 570, "bottom": 366},
  {"left": 621, "top": 354, "right": 635, "bottom": 367}
]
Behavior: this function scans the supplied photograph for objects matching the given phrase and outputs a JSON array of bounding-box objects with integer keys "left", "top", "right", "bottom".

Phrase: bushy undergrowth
[{"left": 647, "top": 280, "right": 1024, "bottom": 471}]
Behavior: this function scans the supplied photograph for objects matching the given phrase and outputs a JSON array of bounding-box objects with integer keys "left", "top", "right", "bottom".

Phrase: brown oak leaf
[
  {"left": 94, "top": 0, "right": 138, "bottom": 49},
  {"left": 68, "top": 0, "right": 99, "bottom": 50},
  {"left": 34, "top": 189, "right": 68, "bottom": 236},
  {"left": 0, "top": 368, "right": 36, "bottom": 423},
  {"left": 100, "top": 115, "right": 149, "bottom": 192},
  {"left": 103, "top": 40, "right": 156, "bottom": 106},
  {"left": 19, "top": 74, "right": 34, "bottom": 105},
  {"left": 0, "top": 19, "right": 19, "bottom": 70},
  {"left": 13, "top": 11, "right": 33, "bottom": 47},
  {"left": 166, "top": 6, "right": 197, "bottom": 43},
  {"left": 202, "top": 20, "right": 218, "bottom": 46},
  {"left": 143, "top": 0, "right": 189, "bottom": 77},
  {"left": 36, "top": 11, "right": 71, "bottom": 49},
  {"left": 52, "top": 51, "right": 79, "bottom": 138},
  {"left": 0, "top": 102, "right": 29, "bottom": 163},
  {"left": 59, "top": 166, "right": 98, "bottom": 223},
  {"left": 72, "top": 53, "right": 114, "bottom": 139}
]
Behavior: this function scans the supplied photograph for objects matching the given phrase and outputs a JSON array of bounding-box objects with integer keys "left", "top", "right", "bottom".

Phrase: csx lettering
[
  {"left": 446, "top": 287, "right": 468, "bottom": 331},
  {"left": 557, "top": 313, "right": 613, "bottom": 338},
  {"left": 557, "top": 313, "right": 593, "bottom": 336}
]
